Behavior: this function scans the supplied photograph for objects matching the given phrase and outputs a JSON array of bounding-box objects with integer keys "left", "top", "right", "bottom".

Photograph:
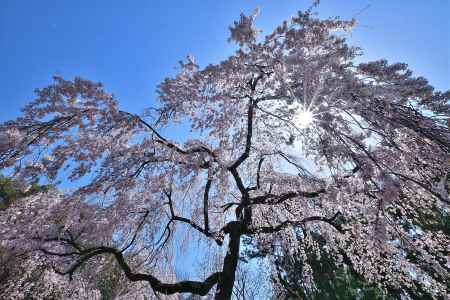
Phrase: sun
[{"left": 295, "top": 108, "right": 315, "bottom": 128}]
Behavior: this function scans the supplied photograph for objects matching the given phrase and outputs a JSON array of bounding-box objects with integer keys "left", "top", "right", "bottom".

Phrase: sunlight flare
[{"left": 295, "top": 108, "right": 315, "bottom": 128}]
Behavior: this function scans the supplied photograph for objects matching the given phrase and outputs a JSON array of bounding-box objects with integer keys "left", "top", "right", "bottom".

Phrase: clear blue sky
[{"left": 1, "top": 0, "right": 449, "bottom": 123}]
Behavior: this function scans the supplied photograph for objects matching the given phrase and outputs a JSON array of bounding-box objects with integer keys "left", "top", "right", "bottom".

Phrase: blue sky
[{"left": 1, "top": 0, "right": 448, "bottom": 123}]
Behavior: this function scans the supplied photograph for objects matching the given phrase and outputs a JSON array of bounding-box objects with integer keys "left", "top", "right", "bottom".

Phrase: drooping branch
[
  {"left": 120, "top": 210, "right": 150, "bottom": 252},
  {"left": 246, "top": 211, "right": 346, "bottom": 234},
  {"left": 0, "top": 112, "right": 82, "bottom": 166},
  {"left": 391, "top": 171, "right": 450, "bottom": 204},
  {"left": 250, "top": 188, "right": 326, "bottom": 205},
  {"left": 255, "top": 105, "right": 303, "bottom": 133},
  {"left": 49, "top": 244, "right": 221, "bottom": 296},
  {"left": 203, "top": 178, "right": 212, "bottom": 233},
  {"left": 332, "top": 126, "right": 449, "bottom": 204},
  {"left": 276, "top": 151, "right": 315, "bottom": 177},
  {"left": 248, "top": 156, "right": 265, "bottom": 191},
  {"left": 351, "top": 93, "right": 450, "bottom": 153},
  {"left": 162, "top": 189, "right": 223, "bottom": 245},
  {"left": 121, "top": 111, "right": 219, "bottom": 163},
  {"left": 256, "top": 157, "right": 264, "bottom": 189}
]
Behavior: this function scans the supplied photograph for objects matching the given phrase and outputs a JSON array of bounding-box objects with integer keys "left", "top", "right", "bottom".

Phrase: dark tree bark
[{"left": 215, "top": 222, "right": 243, "bottom": 300}]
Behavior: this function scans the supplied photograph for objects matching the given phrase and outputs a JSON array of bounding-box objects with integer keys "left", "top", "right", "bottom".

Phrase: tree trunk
[{"left": 214, "top": 223, "right": 242, "bottom": 300}]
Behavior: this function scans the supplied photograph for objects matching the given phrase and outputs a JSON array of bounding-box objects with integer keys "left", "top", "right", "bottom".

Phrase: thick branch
[
  {"left": 229, "top": 168, "right": 247, "bottom": 196},
  {"left": 251, "top": 188, "right": 326, "bottom": 205},
  {"left": 122, "top": 111, "right": 219, "bottom": 162},
  {"left": 246, "top": 212, "right": 345, "bottom": 234},
  {"left": 227, "top": 70, "right": 270, "bottom": 172},
  {"left": 228, "top": 98, "right": 254, "bottom": 170},
  {"left": 203, "top": 178, "right": 212, "bottom": 233},
  {"left": 53, "top": 245, "right": 221, "bottom": 296}
]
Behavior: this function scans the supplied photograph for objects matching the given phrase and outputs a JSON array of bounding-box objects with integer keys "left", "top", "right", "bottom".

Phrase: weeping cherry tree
[{"left": 0, "top": 5, "right": 449, "bottom": 300}]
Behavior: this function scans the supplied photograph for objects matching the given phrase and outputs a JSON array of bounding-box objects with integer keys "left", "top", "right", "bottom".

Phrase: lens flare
[{"left": 296, "top": 108, "right": 315, "bottom": 128}]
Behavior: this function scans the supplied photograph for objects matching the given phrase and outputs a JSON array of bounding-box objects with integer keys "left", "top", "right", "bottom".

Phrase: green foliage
[
  {"left": 279, "top": 206, "right": 450, "bottom": 300},
  {"left": 309, "top": 266, "right": 392, "bottom": 300},
  {"left": 416, "top": 207, "right": 450, "bottom": 236},
  {"left": 0, "top": 175, "right": 54, "bottom": 294},
  {"left": 0, "top": 175, "right": 52, "bottom": 210},
  {"left": 278, "top": 232, "right": 393, "bottom": 300},
  {"left": 96, "top": 259, "right": 123, "bottom": 300},
  {"left": 318, "top": 240, "right": 390, "bottom": 299},
  {"left": 0, "top": 175, "right": 127, "bottom": 299}
]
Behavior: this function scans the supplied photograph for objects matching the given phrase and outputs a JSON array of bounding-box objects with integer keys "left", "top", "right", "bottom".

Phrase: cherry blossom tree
[
  {"left": 0, "top": 4, "right": 449, "bottom": 299},
  {"left": 0, "top": 177, "right": 157, "bottom": 299}
]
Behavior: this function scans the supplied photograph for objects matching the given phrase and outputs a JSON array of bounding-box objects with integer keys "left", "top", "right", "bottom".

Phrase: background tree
[
  {"left": 266, "top": 229, "right": 395, "bottom": 299},
  {"left": 0, "top": 177, "right": 98, "bottom": 299},
  {"left": 267, "top": 194, "right": 450, "bottom": 299},
  {"left": 0, "top": 4, "right": 448, "bottom": 300},
  {"left": 0, "top": 177, "right": 157, "bottom": 299},
  {"left": 0, "top": 175, "right": 52, "bottom": 209}
]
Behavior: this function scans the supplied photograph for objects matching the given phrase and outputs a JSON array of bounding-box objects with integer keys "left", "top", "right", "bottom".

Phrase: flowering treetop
[{"left": 0, "top": 5, "right": 449, "bottom": 299}]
